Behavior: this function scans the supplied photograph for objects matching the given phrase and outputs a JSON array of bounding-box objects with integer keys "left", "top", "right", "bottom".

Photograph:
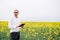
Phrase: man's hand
[
  {"left": 16, "top": 26, "right": 19, "bottom": 28},
  {"left": 21, "top": 26, "right": 24, "bottom": 28}
]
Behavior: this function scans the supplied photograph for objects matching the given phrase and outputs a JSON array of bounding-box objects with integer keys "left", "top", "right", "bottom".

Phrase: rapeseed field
[{"left": 0, "top": 21, "right": 60, "bottom": 40}]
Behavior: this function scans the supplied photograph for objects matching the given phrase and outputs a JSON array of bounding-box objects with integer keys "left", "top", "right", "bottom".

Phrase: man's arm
[
  {"left": 8, "top": 19, "right": 21, "bottom": 29},
  {"left": 8, "top": 19, "right": 17, "bottom": 29}
]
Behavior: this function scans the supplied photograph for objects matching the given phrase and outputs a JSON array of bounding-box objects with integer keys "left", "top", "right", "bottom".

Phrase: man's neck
[{"left": 15, "top": 16, "right": 18, "bottom": 18}]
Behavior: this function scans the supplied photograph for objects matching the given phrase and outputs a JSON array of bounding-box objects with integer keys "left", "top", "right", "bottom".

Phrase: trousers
[{"left": 10, "top": 32, "right": 20, "bottom": 40}]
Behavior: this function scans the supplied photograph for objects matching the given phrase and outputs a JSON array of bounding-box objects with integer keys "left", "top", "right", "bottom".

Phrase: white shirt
[{"left": 8, "top": 16, "right": 21, "bottom": 33}]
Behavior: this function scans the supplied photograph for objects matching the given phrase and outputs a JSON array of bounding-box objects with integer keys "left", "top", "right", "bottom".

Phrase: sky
[{"left": 0, "top": 0, "right": 60, "bottom": 22}]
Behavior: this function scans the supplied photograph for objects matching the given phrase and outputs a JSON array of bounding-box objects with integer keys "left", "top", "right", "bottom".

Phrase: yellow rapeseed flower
[{"left": 54, "top": 31, "right": 58, "bottom": 35}]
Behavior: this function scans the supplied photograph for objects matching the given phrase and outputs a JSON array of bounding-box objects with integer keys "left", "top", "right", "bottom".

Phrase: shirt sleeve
[{"left": 8, "top": 18, "right": 16, "bottom": 29}]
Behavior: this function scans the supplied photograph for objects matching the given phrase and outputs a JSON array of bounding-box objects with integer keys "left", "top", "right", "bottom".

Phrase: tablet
[{"left": 18, "top": 24, "right": 25, "bottom": 27}]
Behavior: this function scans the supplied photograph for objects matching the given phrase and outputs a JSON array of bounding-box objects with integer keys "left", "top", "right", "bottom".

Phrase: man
[{"left": 8, "top": 9, "right": 22, "bottom": 40}]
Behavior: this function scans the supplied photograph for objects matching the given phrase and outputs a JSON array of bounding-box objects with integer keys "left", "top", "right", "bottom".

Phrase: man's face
[
  {"left": 14, "top": 9, "right": 19, "bottom": 16},
  {"left": 14, "top": 12, "right": 18, "bottom": 16}
]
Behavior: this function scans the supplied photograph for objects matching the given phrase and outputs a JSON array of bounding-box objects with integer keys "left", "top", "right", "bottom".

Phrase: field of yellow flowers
[{"left": 0, "top": 21, "right": 60, "bottom": 40}]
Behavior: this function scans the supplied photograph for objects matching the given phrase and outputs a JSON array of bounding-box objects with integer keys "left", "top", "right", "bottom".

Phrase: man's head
[{"left": 14, "top": 9, "right": 19, "bottom": 17}]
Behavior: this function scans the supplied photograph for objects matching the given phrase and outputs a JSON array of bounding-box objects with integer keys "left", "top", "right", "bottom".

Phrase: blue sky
[{"left": 0, "top": 0, "right": 60, "bottom": 22}]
